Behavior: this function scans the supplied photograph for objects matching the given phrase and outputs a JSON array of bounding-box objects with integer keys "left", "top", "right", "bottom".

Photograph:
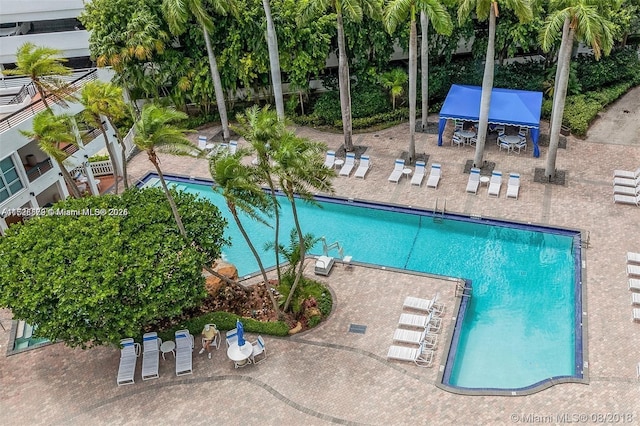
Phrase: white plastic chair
[
  {"left": 506, "top": 173, "right": 520, "bottom": 200},
  {"left": 387, "top": 342, "right": 434, "bottom": 367},
  {"left": 388, "top": 159, "right": 405, "bottom": 183},
  {"left": 426, "top": 163, "right": 441, "bottom": 188},
  {"left": 175, "top": 330, "right": 194, "bottom": 376},
  {"left": 226, "top": 328, "right": 238, "bottom": 347},
  {"left": 251, "top": 335, "right": 267, "bottom": 364},
  {"left": 201, "top": 323, "right": 220, "bottom": 351},
  {"left": 354, "top": 155, "right": 371, "bottom": 179},
  {"left": 141, "top": 332, "right": 161, "bottom": 380},
  {"left": 451, "top": 134, "right": 464, "bottom": 147},
  {"left": 466, "top": 168, "right": 480, "bottom": 194},
  {"left": 339, "top": 152, "right": 356, "bottom": 177},
  {"left": 410, "top": 161, "right": 426, "bottom": 186},
  {"left": 117, "top": 338, "right": 140, "bottom": 386},
  {"left": 323, "top": 150, "right": 335, "bottom": 169},
  {"left": 488, "top": 171, "right": 502, "bottom": 197}
]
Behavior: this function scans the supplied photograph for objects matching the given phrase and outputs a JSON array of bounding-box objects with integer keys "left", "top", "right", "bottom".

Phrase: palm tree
[
  {"left": 162, "top": 0, "right": 236, "bottom": 142},
  {"left": 208, "top": 152, "right": 281, "bottom": 316},
  {"left": 262, "top": 0, "right": 285, "bottom": 119},
  {"left": 20, "top": 111, "right": 82, "bottom": 198},
  {"left": 384, "top": 0, "right": 452, "bottom": 164},
  {"left": 420, "top": 11, "right": 429, "bottom": 130},
  {"left": 458, "top": 0, "right": 532, "bottom": 168},
  {"left": 3, "top": 43, "right": 72, "bottom": 110},
  {"left": 235, "top": 105, "right": 286, "bottom": 282},
  {"left": 133, "top": 103, "right": 196, "bottom": 236},
  {"left": 80, "top": 81, "right": 129, "bottom": 194},
  {"left": 379, "top": 68, "right": 408, "bottom": 110},
  {"left": 541, "top": 0, "right": 614, "bottom": 179},
  {"left": 270, "top": 132, "right": 334, "bottom": 312},
  {"left": 300, "top": 0, "right": 382, "bottom": 152}
]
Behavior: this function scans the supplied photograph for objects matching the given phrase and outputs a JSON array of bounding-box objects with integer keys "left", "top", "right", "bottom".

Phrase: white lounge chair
[
  {"left": 388, "top": 159, "right": 405, "bottom": 183},
  {"left": 613, "top": 176, "right": 640, "bottom": 187},
  {"left": 627, "top": 252, "right": 640, "bottom": 264},
  {"left": 628, "top": 264, "right": 640, "bottom": 277},
  {"left": 506, "top": 173, "right": 520, "bottom": 199},
  {"left": 228, "top": 140, "right": 238, "bottom": 154},
  {"left": 314, "top": 255, "right": 334, "bottom": 276},
  {"left": 488, "top": 171, "right": 502, "bottom": 197},
  {"left": 141, "top": 332, "right": 161, "bottom": 381},
  {"left": 614, "top": 194, "right": 640, "bottom": 206},
  {"left": 411, "top": 161, "right": 426, "bottom": 186},
  {"left": 339, "top": 152, "right": 356, "bottom": 177},
  {"left": 392, "top": 328, "right": 437, "bottom": 348},
  {"left": 354, "top": 155, "right": 371, "bottom": 179},
  {"left": 198, "top": 135, "right": 207, "bottom": 150},
  {"left": 398, "top": 312, "right": 441, "bottom": 333},
  {"left": 630, "top": 278, "right": 640, "bottom": 291},
  {"left": 613, "top": 185, "right": 640, "bottom": 196},
  {"left": 633, "top": 308, "right": 640, "bottom": 322},
  {"left": 632, "top": 293, "right": 640, "bottom": 305},
  {"left": 426, "top": 163, "right": 441, "bottom": 189},
  {"left": 387, "top": 342, "right": 434, "bottom": 367},
  {"left": 466, "top": 167, "right": 481, "bottom": 194},
  {"left": 117, "top": 338, "right": 140, "bottom": 386},
  {"left": 250, "top": 335, "right": 267, "bottom": 364},
  {"left": 614, "top": 167, "right": 640, "bottom": 179},
  {"left": 402, "top": 293, "right": 445, "bottom": 316},
  {"left": 175, "top": 330, "right": 194, "bottom": 376},
  {"left": 323, "top": 150, "right": 335, "bottom": 169}
]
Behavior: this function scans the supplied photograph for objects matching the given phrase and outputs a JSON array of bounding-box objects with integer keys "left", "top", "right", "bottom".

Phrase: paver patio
[{"left": 1, "top": 88, "right": 640, "bottom": 424}]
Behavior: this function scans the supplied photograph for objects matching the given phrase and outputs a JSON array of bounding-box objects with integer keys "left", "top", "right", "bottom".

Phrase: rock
[
  {"left": 204, "top": 263, "right": 238, "bottom": 296},
  {"left": 288, "top": 321, "right": 302, "bottom": 335}
]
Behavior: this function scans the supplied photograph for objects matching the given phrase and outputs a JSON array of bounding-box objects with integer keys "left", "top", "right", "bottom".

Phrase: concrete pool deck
[{"left": 2, "top": 88, "right": 640, "bottom": 423}]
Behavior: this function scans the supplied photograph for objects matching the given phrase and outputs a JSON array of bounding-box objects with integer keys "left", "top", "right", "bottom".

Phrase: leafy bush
[
  {"left": 350, "top": 86, "right": 390, "bottom": 118},
  {"left": 88, "top": 154, "right": 110, "bottom": 162},
  {"left": 576, "top": 48, "right": 640, "bottom": 92},
  {"left": 335, "top": 108, "right": 410, "bottom": 130},
  {"left": 312, "top": 91, "right": 342, "bottom": 124}
]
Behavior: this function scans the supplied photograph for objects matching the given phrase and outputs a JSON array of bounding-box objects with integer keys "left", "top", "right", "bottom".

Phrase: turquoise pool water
[{"left": 146, "top": 176, "right": 580, "bottom": 390}]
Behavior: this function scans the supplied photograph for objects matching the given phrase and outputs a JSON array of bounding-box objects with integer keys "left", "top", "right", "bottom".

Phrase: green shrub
[
  {"left": 350, "top": 86, "right": 390, "bottom": 118},
  {"left": 88, "top": 154, "right": 110, "bottom": 163},
  {"left": 576, "top": 48, "right": 640, "bottom": 92},
  {"left": 312, "top": 91, "right": 342, "bottom": 124},
  {"left": 335, "top": 108, "right": 409, "bottom": 130}
]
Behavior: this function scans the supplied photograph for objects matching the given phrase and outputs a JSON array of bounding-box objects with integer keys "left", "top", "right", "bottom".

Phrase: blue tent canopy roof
[{"left": 437, "top": 85, "right": 544, "bottom": 157}]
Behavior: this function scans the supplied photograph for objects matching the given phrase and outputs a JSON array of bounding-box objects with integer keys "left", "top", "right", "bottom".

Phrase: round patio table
[{"left": 227, "top": 342, "right": 253, "bottom": 368}]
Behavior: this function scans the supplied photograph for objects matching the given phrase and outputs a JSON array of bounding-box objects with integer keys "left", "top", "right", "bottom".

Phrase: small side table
[
  {"left": 334, "top": 159, "right": 344, "bottom": 170},
  {"left": 480, "top": 176, "right": 490, "bottom": 187},
  {"left": 160, "top": 340, "right": 176, "bottom": 360},
  {"left": 402, "top": 168, "right": 412, "bottom": 182}
]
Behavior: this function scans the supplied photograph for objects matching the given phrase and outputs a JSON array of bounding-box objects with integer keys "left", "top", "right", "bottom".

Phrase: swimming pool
[{"left": 141, "top": 174, "right": 585, "bottom": 393}]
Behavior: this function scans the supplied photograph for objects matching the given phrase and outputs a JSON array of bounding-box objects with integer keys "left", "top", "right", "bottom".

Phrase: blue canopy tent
[{"left": 437, "top": 85, "right": 544, "bottom": 157}]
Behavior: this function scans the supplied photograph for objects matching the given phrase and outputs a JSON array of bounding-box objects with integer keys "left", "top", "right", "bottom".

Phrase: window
[{"left": 0, "top": 156, "right": 24, "bottom": 202}]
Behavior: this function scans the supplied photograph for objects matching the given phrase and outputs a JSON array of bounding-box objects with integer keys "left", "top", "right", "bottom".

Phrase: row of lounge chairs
[
  {"left": 388, "top": 159, "right": 441, "bottom": 188},
  {"left": 627, "top": 252, "right": 640, "bottom": 322},
  {"left": 613, "top": 167, "right": 640, "bottom": 206},
  {"left": 386, "top": 293, "right": 446, "bottom": 368},
  {"left": 117, "top": 330, "right": 194, "bottom": 386},
  {"left": 323, "top": 151, "right": 372, "bottom": 179},
  {"left": 466, "top": 169, "right": 520, "bottom": 199}
]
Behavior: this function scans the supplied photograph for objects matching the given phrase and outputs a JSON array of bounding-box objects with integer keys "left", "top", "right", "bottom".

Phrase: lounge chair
[
  {"left": 466, "top": 167, "right": 481, "bottom": 194},
  {"left": 613, "top": 185, "right": 640, "bottom": 196},
  {"left": 614, "top": 194, "right": 640, "bottom": 206},
  {"left": 613, "top": 176, "right": 640, "bottom": 187},
  {"left": 392, "top": 328, "right": 437, "bottom": 348},
  {"left": 398, "top": 312, "right": 441, "bottom": 333},
  {"left": 506, "top": 173, "right": 520, "bottom": 199},
  {"left": 225, "top": 328, "right": 238, "bottom": 348},
  {"left": 175, "top": 330, "right": 194, "bottom": 376},
  {"left": 426, "top": 163, "right": 441, "bottom": 189},
  {"left": 117, "top": 338, "right": 140, "bottom": 386},
  {"left": 488, "top": 170, "right": 502, "bottom": 197},
  {"left": 141, "top": 332, "right": 161, "bottom": 381},
  {"left": 388, "top": 159, "right": 405, "bottom": 183},
  {"left": 314, "top": 255, "right": 334, "bottom": 276},
  {"left": 627, "top": 252, "right": 640, "bottom": 264},
  {"left": 250, "top": 335, "right": 267, "bottom": 364},
  {"left": 354, "top": 155, "right": 371, "bottom": 179},
  {"left": 323, "top": 150, "right": 335, "bottom": 169},
  {"left": 628, "top": 264, "right": 640, "bottom": 277},
  {"left": 228, "top": 140, "right": 238, "bottom": 154},
  {"left": 386, "top": 342, "right": 434, "bottom": 367},
  {"left": 613, "top": 167, "right": 640, "bottom": 179},
  {"left": 411, "top": 161, "right": 426, "bottom": 186},
  {"left": 633, "top": 308, "right": 640, "bottom": 322},
  {"left": 339, "top": 152, "right": 356, "bottom": 177},
  {"left": 630, "top": 278, "right": 640, "bottom": 291},
  {"left": 632, "top": 293, "right": 640, "bottom": 305},
  {"left": 402, "top": 293, "right": 445, "bottom": 316}
]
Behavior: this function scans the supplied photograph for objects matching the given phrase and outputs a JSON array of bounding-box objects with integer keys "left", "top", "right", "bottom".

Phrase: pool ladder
[
  {"left": 455, "top": 279, "right": 472, "bottom": 298},
  {"left": 434, "top": 199, "right": 446, "bottom": 223}
]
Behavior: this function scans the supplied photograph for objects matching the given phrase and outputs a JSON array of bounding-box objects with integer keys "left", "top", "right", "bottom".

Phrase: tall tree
[
  {"left": 300, "top": 0, "right": 383, "bottom": 152},
  {"left": 209, "top": 152, "right": 282, "bottom": 316},
  {"left": 458, "top": 0, "right": 532, "bottom": 168},
  {"left": 384, "top": 0, "right": 452, "bottom": 164},
  {"left": 20, "top": 111, "right": 82, "bottom": 198},
  {"left": 162, "top": 0, "right": 236, "bottom": 142},
  {"left": 80, "top": 81, "right": 129, "bottom": 194},
  {"left": 3, "top": 43, "right": 72, "bottom": 110},
  {"left": 262, "top": 0, "right": 285, "bottom": 119},
  {"left": 540, "top": 0, "right": 614, "bottom": 178},
  {"left": 271, "top": 132, "right": 334, "bottom": 312}
]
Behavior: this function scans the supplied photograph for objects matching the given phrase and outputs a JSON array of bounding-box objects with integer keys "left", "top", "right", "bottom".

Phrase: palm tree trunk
[
  {"left": 283, "top": 188, "right": 305, "bottom": 312},
  {"left": 420, "top": 11, "right": 429, "bottom": 130},
  {"left": 472, "top": 2, "right": 497, "bottom": 168},
  {"left": 59, "top": 161, "right": 82, "bottom": 198},
  {"left": 36, "top": 82, "right": 50, "bottom": 110},
  {"left": 549, "top": 18, "right": 570, "bottom": 131},
  {"left": 264, "top": 177, "right": 282, "bottom": 284},
  {"left": 107, "top": 118, "right": 129, "bottom": 190},
  {"left": 407, "top": 12, "right": 418, "bottom": 164},
  {"left": 336, "top": 11, "right": 353, "bottom": 152},
  {"left": 99, "top": 124, "right": 120, "bottom": 194},
  {"left": 263, "top": 0, "right": 284, "bottom": 120},
  {"left": 228, "top": 203, "right": 281, "bottom": 315},
  {"left": 202, "top": 25, "right": 231, "bottom": 143},
  {"left": 149, "top": 152, "right": 188, "bottom": 236},
  {"left": 545, "top": 25, "right": 574, "bottom": 178}
]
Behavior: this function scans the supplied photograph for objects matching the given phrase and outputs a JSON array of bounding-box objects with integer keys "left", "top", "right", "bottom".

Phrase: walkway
[{"left": 2, "top": 100, "right": 640, "bottom": 423}]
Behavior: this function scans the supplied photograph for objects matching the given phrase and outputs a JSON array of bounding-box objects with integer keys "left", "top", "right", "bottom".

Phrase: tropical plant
[
  {"left": 3, "top": 43, "right": 72, "bottom": 110},
  {"left": 384, "top": 0, "right": 452, "bottom": 163},
  {"left": 270, "top": 132, "right": 334, "bottom": 312},
  {"left": 0, "top": 188, "right": 228, "bottom": 348},
  {"left": 299, "top": 0, "right": 383, "bottom": 152},
  {"left": 265, "top": 229, "right": 320, "bottom": 280},
  {"left": 540, "top": 0, "right": 615, "bottom": 178},
  {"left": 20, "top": 110, "right": 82, "bottom": 198},
  {"left": 208, "top": 151, "right": 281, "bottom": 316},
  {"left": 162, "top": 0, "right": 237, "bottom": 142},
  {"left": 458, "top": 0, "right": 532, "bottom": 168},
  {"left": 379, "top": 68, "right": 408, "bottom": 110}
]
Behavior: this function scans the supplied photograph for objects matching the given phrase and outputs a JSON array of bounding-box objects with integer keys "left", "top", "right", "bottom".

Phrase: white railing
[
  {"left": 71, "top": 160, "right": 113, "bottom": 177},
  {"left": 122, "top": 126, "right": 136, "bottom": 159}
]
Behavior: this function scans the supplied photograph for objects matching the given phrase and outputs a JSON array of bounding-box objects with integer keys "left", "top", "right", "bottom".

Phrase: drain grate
[{"left": 348, "top": 324, "right": 367, "bottom": 334}]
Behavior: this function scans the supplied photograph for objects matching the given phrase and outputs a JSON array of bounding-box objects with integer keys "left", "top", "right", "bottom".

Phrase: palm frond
[{"left": 383, "top": 0, "right": 412, "bottom": 34}]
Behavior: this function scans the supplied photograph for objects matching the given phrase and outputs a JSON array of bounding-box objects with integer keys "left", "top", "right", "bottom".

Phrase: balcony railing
[{"left": 25, "top": 158, "right": 53, "bottom": 183}]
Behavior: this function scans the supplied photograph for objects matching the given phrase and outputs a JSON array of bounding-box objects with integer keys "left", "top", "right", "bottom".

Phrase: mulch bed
[
  {"left": 464, "top": 159, "right": 495, "bottom": 176},
  {"left": 534, "top": 168, "right": 567, "bottom": 185}
]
